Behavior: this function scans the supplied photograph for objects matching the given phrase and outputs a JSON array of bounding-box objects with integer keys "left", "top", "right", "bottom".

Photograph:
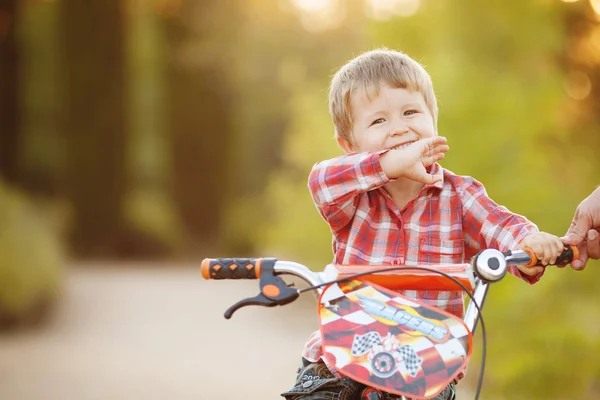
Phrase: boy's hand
[
  {"left": 517, "top": 232, "right": 564, "bottom": 276},
  {"left": 380, "top": 136, "right": 449, "bottom": 184}
]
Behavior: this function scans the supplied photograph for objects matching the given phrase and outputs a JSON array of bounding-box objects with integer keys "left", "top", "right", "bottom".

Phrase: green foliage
[
  {"left": 123, "top": 189, "right": 185, "bottom": 257},
  {"left": 0, "top": 181, "right": 64, "bottom": 326},
  {"left": 257, "top": 81, "right": 349, "bottom": 268},
  {"left": 19, "top": 1, "right": 64, "bottom": 182},
  {"left": 240, "top": 1, "right": 368, "bottom": 265}
]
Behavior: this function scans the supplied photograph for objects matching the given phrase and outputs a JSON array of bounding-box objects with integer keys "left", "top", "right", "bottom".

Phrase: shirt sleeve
[
  {"left": 458, "top": 176, "right": 543, "bottom": 284},
  {"left": 308, "top": 151, "right": 390, "bottom": 232}
]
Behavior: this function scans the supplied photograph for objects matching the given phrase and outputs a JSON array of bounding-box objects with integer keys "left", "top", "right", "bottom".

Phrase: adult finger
[
  {"left": 562, "top": 209, "right": 588, "bottom": 245},
  {"left": 571, "top": 240, "right": 588, "bottom": 271},
  {"left": 587, "top": 229, "right": 600, "bottom": 260}
]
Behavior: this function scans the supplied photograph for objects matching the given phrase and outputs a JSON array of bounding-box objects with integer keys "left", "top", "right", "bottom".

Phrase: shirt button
[{"left": 302, "top": 380, "right": 314, "bottom": 388}]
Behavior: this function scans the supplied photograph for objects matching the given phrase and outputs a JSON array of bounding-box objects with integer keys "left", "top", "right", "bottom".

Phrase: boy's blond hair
[{"left": 329, "top": 48, "right": 438, "bottom": 145}]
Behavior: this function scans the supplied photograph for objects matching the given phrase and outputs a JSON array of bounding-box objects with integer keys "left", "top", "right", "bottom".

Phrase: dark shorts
[{"left": 281, "top": 359, "right": 456, "bottom": 400}]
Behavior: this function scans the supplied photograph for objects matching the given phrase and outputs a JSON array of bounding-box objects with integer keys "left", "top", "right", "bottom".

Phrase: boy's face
[{"left": 339, "top": 85, "right": 436, "bottom": 153}]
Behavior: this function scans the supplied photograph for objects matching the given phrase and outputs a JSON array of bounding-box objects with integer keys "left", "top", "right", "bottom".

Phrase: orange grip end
[
  {"left": 524, "top": 247, "right": 537, "bottom": 268},
  {"left": 570, "top": 245, "right": 579, "bottom": 262},
  {"left": 201, "top": 258, "right": 212, "bottom": 280},
  {"left": 254, "top": 258, "right": 262, "bottom": 278}
]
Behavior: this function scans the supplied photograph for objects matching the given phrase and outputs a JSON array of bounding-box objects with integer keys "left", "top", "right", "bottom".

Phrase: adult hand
[{"left": 562, "top": 187, "right": 600, "bottom": 270}]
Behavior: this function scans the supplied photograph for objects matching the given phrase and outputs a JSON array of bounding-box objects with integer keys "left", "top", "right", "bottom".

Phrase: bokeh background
[{"left": 1, "top": 0, "right": 600, "bottom": 399}]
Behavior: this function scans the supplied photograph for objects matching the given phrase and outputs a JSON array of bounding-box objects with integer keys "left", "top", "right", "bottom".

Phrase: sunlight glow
[
  {"left": 565, "top": 70, "right": 592, "bottom": 100},
  {"left": 290, "top": 0, "right": 334, "bottom": 14},
  {"left": 591, "top": 0, "right": 600, "bottom": 14},
  {"left": 366, "top": 0, "right": 421, "bottom": 21},
  {"left": 288, "top": 0, "right": 344, "bottom": 32}
]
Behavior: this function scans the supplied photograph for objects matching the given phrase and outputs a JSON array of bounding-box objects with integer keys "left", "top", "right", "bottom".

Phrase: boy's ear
[{"left": 336, "top": 136, "right": 354, "bottom": 153}]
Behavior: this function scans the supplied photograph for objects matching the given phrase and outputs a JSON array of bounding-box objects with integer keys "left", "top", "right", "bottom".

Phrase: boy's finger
[
  {"left": 554, "top": 239, "right": 563, "bottom": 254},
  {"left": 410, "top": 169, "right": 439, "bottom": 184},
  {"left": 528, "top": 242, "right": 543, "bottom": 264},
  {"left": 553, "top": 238, "right": 564, "bottom": 260},
  {"left": 423, "top": 136, "right": 447, "bottom": 148},
  {"left": 422, "top": 153, "right": 445, "bottom": 167},
  {"left": 540, "top": 241, "right": 553, "bottom": 265},
  {"left": 431, "top": 144, "right": 450, "bottom": 154},
  {"left": 519, "top": 265, "right": 544, "bottom": 276},
  {"left": 422, "top": 172, "right": 442, "bottom": 184}
]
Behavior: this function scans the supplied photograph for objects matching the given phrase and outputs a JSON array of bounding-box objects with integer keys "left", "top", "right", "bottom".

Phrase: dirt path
[
  {"left": 0, "top": 265, "right": 473, "bottom": 400},
  {"left": 0, "top": 265, "right": 317, "bottom": 400}
]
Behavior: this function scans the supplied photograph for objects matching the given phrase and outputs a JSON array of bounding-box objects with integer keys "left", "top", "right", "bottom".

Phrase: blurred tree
[
  {"left": 255, "top": 1, "right": 370, "bottom": 265},
  {"left": 18, "top": 1, "right": 64, "bottom": 197},
  {"left": 160, "top": 0, "right": 239, "bottom": 254},
  {"left": 224, "top": 0, "right": 370, "bottom": 257},
  {"left": 0, "top": 0, "right": 20, "bottom": 186},
  {"left": 221, "top": 0, "right": 308, "bottom": 255},
  {"left": 61, "top": 0, "right": 127, "bottom": 256},
  {"left": 560, "top": 0, "right": 600, "bottom": 185}
]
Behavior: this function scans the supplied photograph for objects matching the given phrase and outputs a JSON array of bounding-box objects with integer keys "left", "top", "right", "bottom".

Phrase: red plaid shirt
[{"left": 302, "top": 151, "right": 541, "bottom": 366}]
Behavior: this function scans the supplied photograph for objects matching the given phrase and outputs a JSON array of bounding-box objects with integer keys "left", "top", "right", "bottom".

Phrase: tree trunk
[
  {"left": 0, "top": 0, "right": 20, "bottom": 185},
  {"left": 162, "top": 0, "right": 236, "bottom": 253},
  {"left": 61, "top": 0, "right": 127, "bottom": 257}
]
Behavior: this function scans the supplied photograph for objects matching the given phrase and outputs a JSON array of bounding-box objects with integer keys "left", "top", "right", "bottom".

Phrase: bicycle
[{"left": 201, "top": 245, "right": 578, "bottom": 400}]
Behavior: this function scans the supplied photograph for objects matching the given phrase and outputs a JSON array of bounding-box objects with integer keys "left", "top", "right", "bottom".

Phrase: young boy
[{"left": 281, "top": 49, "right": 565, "bottom": 400}]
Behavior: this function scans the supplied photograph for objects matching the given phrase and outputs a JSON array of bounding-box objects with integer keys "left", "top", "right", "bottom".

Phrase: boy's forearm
[
  {"left": 460, "top": 177, "right": 535, "bottom": 248},
  {"left": 460, "top": 178, "right": 544, "bottom": 283},
  {"left": 308, "top": 152, "right": 389, "bottom": 207},
  {"left": 308, "top": 152, "right": 389, "bottom": 232}
]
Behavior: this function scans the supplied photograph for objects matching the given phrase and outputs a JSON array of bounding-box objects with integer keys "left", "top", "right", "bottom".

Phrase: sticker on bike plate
[{"left": 318, "top": 280, "right": 472, "bottom": 400}]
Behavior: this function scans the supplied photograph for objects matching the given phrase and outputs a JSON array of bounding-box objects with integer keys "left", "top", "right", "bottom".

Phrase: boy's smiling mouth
[{"left": 389, "top": 141, "right": 416, "bottom": 150}]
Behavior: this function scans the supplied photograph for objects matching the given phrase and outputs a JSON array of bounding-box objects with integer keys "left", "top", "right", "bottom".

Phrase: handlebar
[
  {"left": 522, "top": 245, "right": 578, "bottom": 268},
  {"left": 201, "top": 245, "right": 578, "bottom": 326}
]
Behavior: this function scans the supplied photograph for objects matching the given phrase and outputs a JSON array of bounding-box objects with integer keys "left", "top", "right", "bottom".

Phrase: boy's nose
[{"left": 390, "top": 124, "right": 409, "bottom": 136}]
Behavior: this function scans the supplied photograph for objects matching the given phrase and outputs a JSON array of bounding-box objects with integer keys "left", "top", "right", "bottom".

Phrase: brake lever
[{"left": 224, "top": 258, "right": 300, "bottom": 319}]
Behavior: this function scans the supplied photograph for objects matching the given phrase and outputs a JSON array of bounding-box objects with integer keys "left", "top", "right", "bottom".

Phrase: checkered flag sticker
[
  {"left": 351, "top": 331, "right": 382, "bottom": 356},
  {"left": 397, "top": 344, "right": 422, "bottom": 377}
]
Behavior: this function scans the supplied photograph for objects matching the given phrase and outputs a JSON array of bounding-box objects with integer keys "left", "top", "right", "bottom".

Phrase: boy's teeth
[{"left": 393, "top": 142, "right": 414, "bottom": 150}]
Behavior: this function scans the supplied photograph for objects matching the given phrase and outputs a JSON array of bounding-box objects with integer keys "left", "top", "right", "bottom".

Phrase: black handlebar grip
[
  {"left": 524, "top": 245, "right": 579, "bottom": 268},
  {"left": 201, "top": 258, "right": 262, "bottom": 280}
]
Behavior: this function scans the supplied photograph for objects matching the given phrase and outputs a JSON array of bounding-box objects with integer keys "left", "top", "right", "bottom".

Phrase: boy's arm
[
  {"left": 459, "top": 177, "right": 542, "bottom": 284},
  {"left": 308, "top": 152, "right": 389, "bottom": 232},
  {"left": 309, "top": 136, "right": 448, "bottom": 232}
]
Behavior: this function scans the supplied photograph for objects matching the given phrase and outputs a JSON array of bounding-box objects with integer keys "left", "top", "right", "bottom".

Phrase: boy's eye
[
  {"left": 370, "top": 118, "right": 386, "bottom": 126},
  {"left": 404, "top": 109, "right": 419, "bottom": 116}
]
